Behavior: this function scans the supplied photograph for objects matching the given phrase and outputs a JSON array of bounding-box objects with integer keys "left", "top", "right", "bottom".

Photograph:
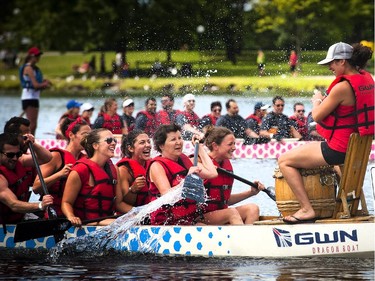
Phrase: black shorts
[
  {"left": 22, "top": 99, "right": 39, "bottom": 110},
  {"left": 321, "top": 142, "right": 346, "bottom": 165}
]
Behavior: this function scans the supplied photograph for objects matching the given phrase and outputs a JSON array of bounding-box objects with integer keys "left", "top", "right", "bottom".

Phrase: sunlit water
[{"left": 0, "top": 94, "right": 374, "bottom": 280}]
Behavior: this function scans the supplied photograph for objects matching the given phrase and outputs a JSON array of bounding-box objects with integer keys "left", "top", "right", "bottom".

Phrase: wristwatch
[{"left": 38, "top": 201, "right": 43, "bottom": 211}]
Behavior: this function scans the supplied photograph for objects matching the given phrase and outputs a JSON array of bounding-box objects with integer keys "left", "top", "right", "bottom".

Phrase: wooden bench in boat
[{"left": 333, "top": 133, "right": 373, "bottom": 219}]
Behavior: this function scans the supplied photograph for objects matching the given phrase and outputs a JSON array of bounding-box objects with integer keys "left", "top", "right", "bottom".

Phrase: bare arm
[
  {"left": 61, "top": 170, "right": 82, "bottom": 226},
  {"left": 149, "top": 162, "right": 173, "bottom": 195},
  {"left": 0, "top": 175, "right": 53, "bottom": 213},
  {"left": 312, "top": 81, "right": 355, "bottom": 122},
  {"left": 195, "top": 143, "right": 218, "bottom": 179},
  {"left": 115, "top": 165, "right": 135, "bottom": 213},
  {"left": 290, "top": 126, "right": 302, "bottom": 139},
  {"left": 228, "top": 181, "right": 264, "bottom": 205},
  {"left": 23, "top": 65, "right": 50, "bottom": 89}
]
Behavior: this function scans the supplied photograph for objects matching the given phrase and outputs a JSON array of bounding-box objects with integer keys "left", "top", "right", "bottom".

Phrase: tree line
[{"left": 1, "top": 0, "right": 373, "bottom": 64}]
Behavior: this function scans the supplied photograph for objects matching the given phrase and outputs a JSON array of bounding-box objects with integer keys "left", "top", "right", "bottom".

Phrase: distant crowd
[{"left": 55, "top": 93, "right": 323, "bottom": 145}]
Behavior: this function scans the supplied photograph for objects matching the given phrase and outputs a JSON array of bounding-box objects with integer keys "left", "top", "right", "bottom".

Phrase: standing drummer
[{"left": 278, "top": 42, "right": 374, "bottom": 224}]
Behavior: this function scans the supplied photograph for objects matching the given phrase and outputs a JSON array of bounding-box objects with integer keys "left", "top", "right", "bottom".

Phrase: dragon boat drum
[{"left": 274, "top": 166, "right": 337, "bottom": 218}]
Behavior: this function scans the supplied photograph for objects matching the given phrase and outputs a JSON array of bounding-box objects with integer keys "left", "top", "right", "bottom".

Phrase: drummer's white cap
[
  {"left": 317, "top": 42, "right": 353, "bottom": 65},
  {"left": 182, "top": 93, "right": 195, "bottom": 104}
]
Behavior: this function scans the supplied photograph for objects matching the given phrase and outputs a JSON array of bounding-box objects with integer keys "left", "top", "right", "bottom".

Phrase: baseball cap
[
  {"left": 28, "top": 47, "right": 43, "bottom": 56},
  {"left": 254, "top": 102, "right": 270, "bottom": 111},
  {"left": 182, "top": 93, "right": 195, "bottom": 104},
  {"left": 66, "top": 99, "right": 82, "bottom": 110},
  {"left": 317, "top": 42, "right": 353, "bottom": 65},
  {"left": 123, "top": 99, "right": 134, "bottom": 107},
  {"left": 80, "top": 102, "right": 94, "bottom": 114}
]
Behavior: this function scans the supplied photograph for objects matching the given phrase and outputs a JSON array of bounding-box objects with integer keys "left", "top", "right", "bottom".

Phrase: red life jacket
[
  {"left": 158, "top": 109, "right": 182, "bottom": 125},
  {"left": 147, "top": 154, "right": 200, "bottom": 225},
  {"left": 116, "top": 158, "right": 150, "bottom": 206},
  {"left": 180, "top": 111, "right": 200, "bottom": 127},
  {"left": 72, "top": 158, "right": 117, "bottom": 220},
  {"left": 289, "top": 115, "right": 308, "bottom": 139},
  {"left": 203, "top": 158, "right": 233, "bottom": 213},
  {"left": 317, "top": 71, "right": 374, "bottom": 151},
  {"left": 47, "top": 148, "right": 85, "bottom": 217},
  {"left": 202, "top": 114, "right": 218, "bottom": 126},
  {"left": 136, "top": 110, "right": 159, "bottom": 137},
  {"left": 246, "top": 114, "right": 262, "bottom": 125},
  {"left": 0, "top": 161, "right": 33, "bottom": 224},
  {"left": 102, "top": 112, "right": 123, "bottom": 134}
]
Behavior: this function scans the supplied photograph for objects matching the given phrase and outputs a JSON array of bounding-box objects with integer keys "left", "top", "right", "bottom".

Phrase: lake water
[{"left": 0, "top": 94, "right": 374, "bottom": 280}]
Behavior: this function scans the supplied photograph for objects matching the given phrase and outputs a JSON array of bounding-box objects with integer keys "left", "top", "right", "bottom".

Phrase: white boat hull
[{"left": 1, "top": 221, "right": 374, "bottom": 258}]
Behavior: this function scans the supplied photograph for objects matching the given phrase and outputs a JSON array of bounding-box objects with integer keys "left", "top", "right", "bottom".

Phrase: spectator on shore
[
  {"left": 199, "top": 101, "right": 222, "bottom": 131},
  {"left": 216, "top": 99, "right": 259, "bottom": 144},
  {"left": 289, "top": 102, "right": 308, "bottom": 140},
  {"left": 259, "top": 96, "right": 302, "bottom": 141},
  {"left": 122, "top": 98, "right": 135, "bottom": 133},
  {"left": 158, "top": 93, "right": 181, "bottom": 125},
  {"left": 134, "top": 97, "right": 159, "bottom": 137},
  {"left": 289, "top": 50, "right": 298, "bottom": 76},
  {"left": 175, "top": 94, "right": 203, "bottom": 140},
  {"left": 93, "top": 98, "right": 127, "bottom": 135},
  {"left": 19, "top": 47, "right": 51, "bottom": 135},
  {"left": 55, "top": 100, "right": 82, "bottom": 139},
  {"left": 256, "top": 49, "right": 265, "bottom": 76}
]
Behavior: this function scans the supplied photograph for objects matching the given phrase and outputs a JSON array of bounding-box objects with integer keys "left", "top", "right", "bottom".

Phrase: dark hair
[
  {"left": 121, "top": 129, "right": 146, "bottom": 157},
  {"left": 0, "top": 133, "right": 20, "bottom": 152},
  {"left": 348, "top": 43, "right": 373, "bottom": 70},
  {"left": 293, "top": 102, "right": 304, "bottom": 111},
  {"left": 61, "top": 118, "right": 89, "bottom": 142},
  {"left": 162, "top": 93, "right": 174, "bottom": 101},
  {"left": 204, "top": 126, "right": 234, "bottom": 151},
  {"left": 104, "top": 98, "right": 117, "bottom": 112},
  {"left": 272, "top": 96, "right": 284, "bottom": 104},
  {"left": 145, "top": 97, "right": 156, "bottom": 106},
  {"left": 210, "top": 101, "right": 222, "bottom": 111},
  {"left": 225, "top": 99, "right": 236, "bottom": 110},
  {"left": 4, "top": 117, "right": 30, "bottom": 135},
  {"left": 80, "top": 128, "right": 109, "bottom": 158},
  {"left": 153, "top": 124, "right": 181, "bottom": 153}
]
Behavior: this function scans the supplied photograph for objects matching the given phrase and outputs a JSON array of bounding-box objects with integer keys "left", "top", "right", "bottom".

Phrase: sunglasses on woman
[
  {"left": 1, "top": 151, "right": 23, "bottom": 159},
  {"left": 100, "top": 137, "right": 118, "bottom": 144}
]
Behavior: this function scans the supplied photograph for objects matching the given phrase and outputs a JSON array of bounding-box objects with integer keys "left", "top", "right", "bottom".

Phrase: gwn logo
[{"left": 273, "top": 228, "right": 292, "bottom": 247}]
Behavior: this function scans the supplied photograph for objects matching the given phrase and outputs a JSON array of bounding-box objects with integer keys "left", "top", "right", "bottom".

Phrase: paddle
[
  {"left": 181, "top": 140, "right": 205, "bottom": 203},
  {"left": 217, "top": 167, "right": 276, "bottom": 201},
  {"left": 26, "top": 142, "right": 66, "bottom": 243},
  {"left": 14, "top": 215, "right": 120, "bottom": 243}
]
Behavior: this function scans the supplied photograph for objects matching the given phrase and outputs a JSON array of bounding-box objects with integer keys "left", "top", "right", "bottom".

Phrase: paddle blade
[
  {"left": 181, "top": 174, "right": 206, "bottom": 204},
  {"left": 14, "top": 218, "right": 71, "bottom": 243},
  {"left": 264, "top": 186, "right": 276, "bottom": 201}
]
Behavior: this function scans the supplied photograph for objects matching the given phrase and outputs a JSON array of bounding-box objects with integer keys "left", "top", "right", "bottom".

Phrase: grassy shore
[{"left": 0, "top": 50, "right": 372, "bottom": 97}]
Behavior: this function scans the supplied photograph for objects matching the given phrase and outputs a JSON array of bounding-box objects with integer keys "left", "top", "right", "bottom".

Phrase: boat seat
[{"left": 333, "top": 133, "right": 373, "bottom": 219}]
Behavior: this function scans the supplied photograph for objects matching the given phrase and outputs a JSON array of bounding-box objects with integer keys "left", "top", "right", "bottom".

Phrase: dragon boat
[{"left": 1, "top": 217, "right": 374, "bottom": 258}]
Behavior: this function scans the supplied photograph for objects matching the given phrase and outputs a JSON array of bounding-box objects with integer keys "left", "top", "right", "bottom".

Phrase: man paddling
[{"left": 0, "top": 133, "right": 53, "bottom": 225}]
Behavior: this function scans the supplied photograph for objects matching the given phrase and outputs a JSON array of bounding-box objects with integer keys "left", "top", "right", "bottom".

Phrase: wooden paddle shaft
[{"left": 28, "top": 142, "right": 50, "bottom": 196}]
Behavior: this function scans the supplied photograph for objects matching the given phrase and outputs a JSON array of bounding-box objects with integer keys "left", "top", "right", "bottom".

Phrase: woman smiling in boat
[
  {"left": 62, "top": 128, "right": 119, "bottom": 226},
  {"left": 202, "top": 126, "right": 265, "bottom": 225},
  {"left": 33, "top": 118, "right": 91, "bottom": 217},
  {"left": 147, "top": 124, "right": 217, "bottom": 225},
  {"left": 115, "top": 130, "right": 152, "bottom": 215}
]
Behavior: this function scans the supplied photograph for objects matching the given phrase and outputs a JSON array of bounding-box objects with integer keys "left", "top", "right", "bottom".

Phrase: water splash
[{"left": 49, "top": 180, "right": 207, "bottom": 261}]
